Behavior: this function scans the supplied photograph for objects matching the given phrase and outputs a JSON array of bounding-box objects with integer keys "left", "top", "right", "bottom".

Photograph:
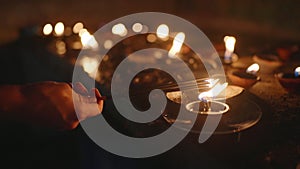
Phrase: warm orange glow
[
  {"left": 73, "top": 22, "right": 84, "bottom": 34},
  {"left": 156, "top": 24, "right": 169, "bottom": 40},
  {"left": 54, "top": 22, "right": 65, "bottom": 36},
  {"left": 43, "top": 23, "right": 53, "bottom": 35},
  {"left": 146, "top": 34, "right": 157, "bottom": 43},
  {"left": 246, "top": 63, "right": 260, "bottom": 74},
  {"left": 168, "top": 32, "right": 185, "bottom": 57},
  {"left": 56, "top": 40, "right": 66, "bottom": 55},
  {"left": 224, "top": 36, "right": 236, "bottom": 58}
]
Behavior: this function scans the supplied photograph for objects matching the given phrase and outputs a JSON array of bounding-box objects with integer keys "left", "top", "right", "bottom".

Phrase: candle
[
  {"left": 42, "top": 23, "right": 53, "bottom": 36},
  {"left": 168, "top": 32, "right": 185, "bottom": 58},
  {"left": 228, "top": 63, "right": 260, "bottom": 88},
  {"left": 224, "top": 36, "right": 236, "bottom": 63},
  {"left": 54, "top": 22, "right": 65, "bottom": 36},
  {"left": 295, "top": 67, "right": 300, "bottom": 77}
]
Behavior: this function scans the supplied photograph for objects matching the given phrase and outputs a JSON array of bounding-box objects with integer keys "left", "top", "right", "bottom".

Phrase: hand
[{"left": 15, "top": 81, "right": 103, "bottom": 130}]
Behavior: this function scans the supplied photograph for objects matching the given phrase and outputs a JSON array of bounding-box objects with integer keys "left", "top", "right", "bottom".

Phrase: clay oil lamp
[
  {"left": 275, "top": 67, "right": 300, "bottom": 94},
  {"left": 227, "top": 63, "right": 260, "bottom": 88}
]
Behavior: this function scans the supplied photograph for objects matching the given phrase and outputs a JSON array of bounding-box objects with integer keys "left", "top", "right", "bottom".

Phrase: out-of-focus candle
[
  {"left": 246, "top": 63, "right": 260, "bottom": 75},
  {"left": 54, "top": 22, "right": 65, "bottom": 36},
  {"left": 294, "top": 67, "right": 300, "bottom": 77},
  {"left": 168, "top": 32, "right": 185, "bottom": 58},
  {"left": 156, "top": 24, "right": 169, "bottom": 40},
  {"left": 224, "top": 36, "right": 236, "bottom": 63},
  {"left": 43, "top": 23, "right": 53, "bottom": 35}
]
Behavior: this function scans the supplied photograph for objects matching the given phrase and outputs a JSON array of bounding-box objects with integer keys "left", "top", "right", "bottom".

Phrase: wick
[{"left": 201, "top": 97, "right": 211, "bottom": 112}]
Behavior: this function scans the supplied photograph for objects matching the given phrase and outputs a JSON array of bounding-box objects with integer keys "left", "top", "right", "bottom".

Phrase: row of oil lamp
[{"left": 223, "top": 36, "right": 300, "bottom": 93}]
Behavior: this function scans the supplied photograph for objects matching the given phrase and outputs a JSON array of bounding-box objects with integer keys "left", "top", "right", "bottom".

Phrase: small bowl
[
  {"left": 253, "top": 54, "right": 282, "bottom": 74},
  {"left": 275, "top": 73, "right": 300, "bottom": 93},
  {"left": 227, "top": 71, "right": 260, "bottom": 89}
]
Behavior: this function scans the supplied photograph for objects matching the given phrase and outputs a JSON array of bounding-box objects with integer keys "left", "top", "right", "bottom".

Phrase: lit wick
[
  {"left": 224, "top": 36, "right": 236, "bottom": 64},
  {"left": 295, "top": 67, "right": 300, "bottom": 77},
  {"left": 198, "top": 82, "right": 228, "bottom": 112}
]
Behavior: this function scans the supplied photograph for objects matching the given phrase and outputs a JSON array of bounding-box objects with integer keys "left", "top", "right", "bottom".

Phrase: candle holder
[
  {"left": 227, "top": 70, "right": 260, "bottom": 89},
  {"left": 185, "top": 100, "right": 229, "bottom": 115},
  {"left": 275, "top": 73, "right": 300, "bottom": 94}
]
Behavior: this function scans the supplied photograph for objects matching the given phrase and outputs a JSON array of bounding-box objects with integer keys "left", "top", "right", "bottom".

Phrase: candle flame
[
  {"left": 295, "top": 67, "right": 300, "bottom": 77},
  {"left": 73, "top": 22, "right": 84, "bottom": 34},
  {"left": 54, "top": 22, "right": 64, "bottom": 36},
  {"left": 168, "top": 32, "right": 185, "bottom": 58},
  {"left": 224, "top": 36, "right": 236, "bottom": 52},
  {"left": 43, "top": 23, "right": 53, "bottom": 35},
  {"left": 80, "top": 29, "right": 99, "bottom": 50},
  {"left": 112, "top": 23, "right": 127, "bottom": 37},
  {"left": 198, "top": 82, "right": 228, "bottom": 100},
  {"left": 156, "top": 24, "right": 169, "bottom": 40},
  {"left": 246, "top": 63, "right": 260, "bottom": 74},
  {"left": 81, "top": 56, "right": 99, "bottom": 77}
]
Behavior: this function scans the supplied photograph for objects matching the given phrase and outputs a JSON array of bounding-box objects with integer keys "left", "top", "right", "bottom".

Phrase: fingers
[{"left": 73, "top": 82, "right": 89, "bottom": 96}]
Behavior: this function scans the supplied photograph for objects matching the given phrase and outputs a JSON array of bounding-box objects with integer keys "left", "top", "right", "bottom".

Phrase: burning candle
[
  {"left": 224, "top": 36, "right": 236, "bottom": 64},
  {"left": 156, "top": 24, "right": 169, "bottom": 40},
  {"left": 42, "top": 23, "right": 53, "bottom": 36},
  {"left": 246, "top": 63, "right": 260, "bottom": 75}
]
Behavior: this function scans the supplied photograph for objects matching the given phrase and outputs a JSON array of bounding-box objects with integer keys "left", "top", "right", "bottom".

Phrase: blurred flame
[
  {"left": 73, "top": 22, "right": 84, "bottom": 34},
  {"left": 56, "top": 40, "right": 66, "bottom": 55},
  {"left": 168, "top": 32, "right": 185, "bottom": 57},
  {"left": 81, "top": 56, "right": 99, "bottom": 77},
  {"left": 80, "top": 29, "right": 99, "bottom": 50},
  {"left": 54, "top": 22, "right": 64, "bottom": 36},
  {"left": 198, "top": 82, "right": 228, "bottom": 100},
  {"left": 112, "top": 23, "right": 127, "bottom": 36},
  {"left": 103, "top": 40, "right": 113, "bottom": 49},
  {"left": 295, "top": 67, "right": 300, "bottom": 77},
  {"left": 43, "top": 23, "right": 53, "bottom": 35},
  {"left": 156, "top": 24, "right": 169, "bottom": 39},
  {"left": 132, "top": 23, "right": 143, "bottom": 33},
  {"left": 224, "top": 36, "right": 236, "bottom": 58},
  {"left": 205, "top": 78, "right": 220, "bottom": 88},
  {"left": 246, "top": 63, "right": 260, "bottom": 74}
]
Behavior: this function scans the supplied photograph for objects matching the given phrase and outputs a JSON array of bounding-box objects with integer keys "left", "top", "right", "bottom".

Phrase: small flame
[
  {"left": 156, "top": 24, "right": 169, "bottom": 40},
  {"left": 224, "top": 36, "right": 236, "bottom": 59},
  {"left": 295, "top": 67, "right": 300, "bottom": 77},
  {"left": 81, "top": 56, "right": 99, "bottom": 77},
  {"left": 73, "top": 22, "right": 84, "bottom": 34},
  {"left": 112, "top": 23, "right": 127, "bottom": 37},
  {"left": 132, "top": 23, "right": 143, "bottom": 33},
  {"left": 80, "top": 29, "right": 99, "bottom": 50},
  {"left": 198, "top": 82, "right": 228, "bottom": 100},
  {"left": 246, "top": 63, "right": 260, "bottom": 74},
  {"left": 43, "top": 23, "right": 53, "bottom": 35},
  {"left": 54, "top": 22, "right": 64, "bottom": 36},
  {"left": 168, "top": 32, "right": 185, "bottom": 58}
]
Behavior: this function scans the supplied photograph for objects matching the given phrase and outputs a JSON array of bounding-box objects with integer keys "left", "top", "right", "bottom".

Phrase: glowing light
[
  {"left": 81, "top": 56, "right": 99, "bottom": 77},
  {"left": 56, "top": 40, "right": 66, "bottom": 55},
  {"left": 246, "top": 63, "right": 260, "bottom": 74},
  {"left": 112, "top": 23, "right": 127, "bottom": 36},
  {"left": 73, "top": 22, "right": 84, "bottom": 34},
  {"left": 103, "top": 40, "right": 113, "bottom": 49},
  {"left": 43, "top": 23, "right": 53, "bottom": 35},
  {"left": 224, "top": 36, "right": 236, "bottom": 61},
  {"left": 168, "top": 32, "right": 185, "bottom": 58},
  {"left": 205, "top": 78, "right": 220, "bottom": 88},
  {"left": 132, "top": 23, "right": 143, "bottom": 33},
  {"left": 156, "top": 24, "right": 169, "bottom": 40},
  {"left": 198, "top": 82, "right": 228, "bottom": 100},
  {"left": 295, "top": 67, "right": 300, "bottom": 77},
  {"left": 146, "top": 34, "right": 157, "bottom": 43},
  {"left": 79, "top": 29, "right": 98, "bottom": 50},
  {"left": 54, "top": 22, "right": 65, "bottom": 36}
]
